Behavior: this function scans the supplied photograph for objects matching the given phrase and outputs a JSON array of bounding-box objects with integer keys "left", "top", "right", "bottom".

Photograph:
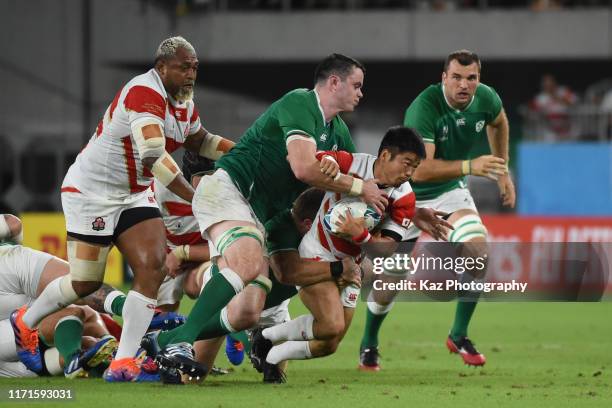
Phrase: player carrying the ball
[{"left": 252, "top": 126, "right": 451, "bottom": 376}]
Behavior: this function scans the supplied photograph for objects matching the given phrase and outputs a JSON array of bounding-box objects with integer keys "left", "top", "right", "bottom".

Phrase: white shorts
[
  {"left": 405, "top": 187, "right": 479, "bottom": 240},
  {"left": 61, "top": 190, "right": 158, "bottom": 237},
  {"left": 192, "top": 169, "right": 266, "bottom": 259},
  {"left": 258, "top": 299, "right": 291, "bottom": 328},
  {"left": 156, "top": 274, "right": 186, "bottom": 306},
  {"left": 0, "top": 246, "right": 54, "bottom": 320},
  {"left": 340, "top": 284, "right": 361, "bottom": 308}
]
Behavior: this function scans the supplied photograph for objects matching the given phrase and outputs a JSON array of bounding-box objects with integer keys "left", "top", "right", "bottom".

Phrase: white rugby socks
[
  {"left": 114, "top": 290, "right": 156, "bottom": 360},
  {"left": 266, "top": 341, "right": 312, "bottom": 364},
  {"left": 23, "top": 276, "right": 77, "bottom": 328},
  {"left": 262, "top": 314, "right": 314, "bottom": 343}
]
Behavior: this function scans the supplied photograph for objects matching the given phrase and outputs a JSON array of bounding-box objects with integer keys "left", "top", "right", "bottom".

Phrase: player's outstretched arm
[
  {"left": 412, "top": 144, "right": 508, "bottom": 183},
  {"left": 411, "top": 208, "right": 454, "bottom": 241},
  {"left": 287, "top": 139, "right": 388, "bottom": 213},
  {"left": 183, "top": 127, "right": 235, "bottom": 160},
  {"left": 270, "top": 250, "right": 360, "bottom": 287},
  {"left": 167, "top": 243, "right": 211, "bottom": 278},
  {"left": 142, "top": 155, "right": 195, "bottom": 202}
]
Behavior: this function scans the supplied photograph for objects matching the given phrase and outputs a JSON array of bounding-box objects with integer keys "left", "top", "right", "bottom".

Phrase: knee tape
[
  {"left": 58, "top": 275, "right": 79, "bottom": 303},
  {"left": 67, "top": 241, "right": 110, "bottom": 282},
  {"left": 215, "top": 225, "right": 264, "bottom": 256},
  {"left": 448, "top": 214, "right": 488, "bottom": 243}
]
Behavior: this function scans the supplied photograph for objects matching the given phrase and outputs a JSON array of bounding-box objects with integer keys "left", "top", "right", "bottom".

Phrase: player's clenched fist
[{"left": 320, "top": 155, "right": 340, "bottom": 179}]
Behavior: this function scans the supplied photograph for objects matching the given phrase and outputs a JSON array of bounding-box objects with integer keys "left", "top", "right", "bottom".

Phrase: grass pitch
[{"left": 2, "top": 301, "right": 611, "bottom": 408}]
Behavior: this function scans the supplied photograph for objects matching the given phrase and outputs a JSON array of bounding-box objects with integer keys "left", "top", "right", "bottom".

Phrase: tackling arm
[
  {"left": 183, "top": 127, "right": 235, "bottom": 160},
  {"left": 287, "top": 139, "right": 387, "bottom": 213},
  {"left": 270, "top": 249, "right": 360, "bottom": 287},
  {"left": 270, "top": 250, "right": 333, "bottom": 286}
]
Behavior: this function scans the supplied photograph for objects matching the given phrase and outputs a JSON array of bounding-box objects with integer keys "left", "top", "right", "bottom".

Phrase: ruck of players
[{"left": 0, "top": 37, "right": 514, "bottom": 384}]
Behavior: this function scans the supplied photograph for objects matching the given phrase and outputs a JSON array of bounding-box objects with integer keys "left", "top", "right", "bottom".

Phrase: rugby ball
[{"left": 323, "top": 197, "right": 382, "bottom": 236}]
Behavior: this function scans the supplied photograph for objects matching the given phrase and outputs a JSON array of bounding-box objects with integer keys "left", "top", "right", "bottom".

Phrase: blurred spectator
[
  {"left": 529, "top": 74, "right": 578, "bottom": 140},
  {"left": 530, "top": 0, "right": 563, "bottom": 11},
  {"left": 599, "top": 87, "right": 612, "bottom": 139},
  {"left": 600, "top": 87, "right": 612, "bottom": 112}
]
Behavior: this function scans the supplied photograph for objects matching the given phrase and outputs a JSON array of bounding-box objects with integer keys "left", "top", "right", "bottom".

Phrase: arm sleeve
[
  {"left": 124, "top": 85, "right": 167, "bottom": 124},
  {"left": 278, "top": 96, "right": 317, "bottom": 144},
  {"left": 379, "top": 191, "right": 416, "bottom": 241},
  {"left": 188, "top": 105, "right": 202, "bottom": 136},
  {"left": 404, "top": 96, "right": 436, "bottom": 144},
  {"left": 315, "top": 150, "right": 354, "bottom": 173},
  {"left": 484, "top": 85, "right": 503, "bottom": 123}
]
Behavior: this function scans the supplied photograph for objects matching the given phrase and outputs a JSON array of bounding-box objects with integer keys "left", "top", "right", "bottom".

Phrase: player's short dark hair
[
  {"left": 314, "top": 53, "right": 365, "bottom": 85},
  {"left": 444, "top": 49, "right": 481, "bottom": 73},
  {"left": 182, "top": 150, "right": 214, "bottom": 182},
  {"left": 293, "top": 188, "right": 325, "bottom": 221},
  {"left": 377, "top": 126, "right": 426, "bottom": 159}
]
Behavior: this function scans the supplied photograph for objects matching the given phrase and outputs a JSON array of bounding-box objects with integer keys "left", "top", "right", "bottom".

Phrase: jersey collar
[
  {"left": 313, "top": 89, "right": 330, "bottom": 127},
  {"left": 441, "top": 83, "right": 475, "bottom": 113}
]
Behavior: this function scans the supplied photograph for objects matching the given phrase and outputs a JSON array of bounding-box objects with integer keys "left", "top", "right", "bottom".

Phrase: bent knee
[
  {"left": 317, "top": 319, "right": 345, "bottom": 340},
  {"left": 71, "top": 280, "right": 102, "bottom": 297}
]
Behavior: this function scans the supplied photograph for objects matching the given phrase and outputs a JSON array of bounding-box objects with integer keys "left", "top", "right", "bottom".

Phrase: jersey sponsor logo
[
  {"left": 475, "top": 120, "right": 485, "bottom": 133},
  {"left": 92, "top": 217, "right": 106, "bottom": 231},
  {"left": 320, "top": 133, "right": 327, "bottom": 142},
  {"left": 456, "top": 118, "right": 466, "bottom": 126}
]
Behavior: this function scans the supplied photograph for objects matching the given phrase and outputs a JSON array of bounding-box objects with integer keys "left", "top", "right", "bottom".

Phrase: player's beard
[{"left": 175, "top": 86, "right": 194, "bottom": 103}]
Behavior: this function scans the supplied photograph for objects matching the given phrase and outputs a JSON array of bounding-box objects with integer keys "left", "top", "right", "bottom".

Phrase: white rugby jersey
[
  {"left": 299, "top": 152, "right": 416, "bottom": 261},
  {"left": 62, "top": 69, "right": 201, "bottom": 201},
  {"left": 153, "top": 180, "right": 205, "bottom": 251}
]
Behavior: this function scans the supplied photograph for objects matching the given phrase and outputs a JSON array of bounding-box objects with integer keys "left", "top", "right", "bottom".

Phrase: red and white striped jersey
[
  {"left": 299, "top": 152, "right": 416, "bottom": 261},
  {"left": 62, "top": 69, "right": 201, "bottom": 201},
  {"left": 153, "top": 179, "right": 205, "bottom": 251}
]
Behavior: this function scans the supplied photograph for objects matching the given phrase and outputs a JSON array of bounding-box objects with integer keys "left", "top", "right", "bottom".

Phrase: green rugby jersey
[
  {"left": 404, "top": 83, "right": 502, "bottom": 200},
  {"left": 217, "top": 88, "right": 355, "bottom": 224}
]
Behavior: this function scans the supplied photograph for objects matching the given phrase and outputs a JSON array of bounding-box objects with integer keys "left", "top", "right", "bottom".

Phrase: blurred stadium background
[{"left": 0, "top": 0, "right": 610, "bottom": 284}]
